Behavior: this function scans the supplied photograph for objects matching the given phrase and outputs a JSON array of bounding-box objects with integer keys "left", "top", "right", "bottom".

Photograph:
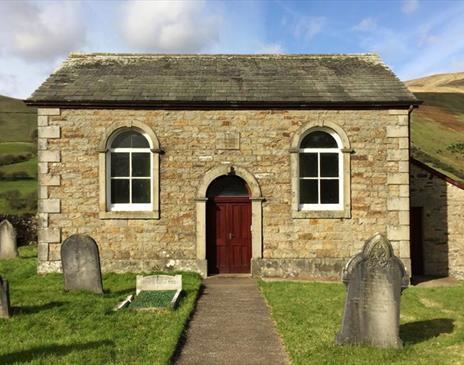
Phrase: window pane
[
  {"left": 132, "top": 153, "right": 150, "bottom": 177},
  {"left": 132, "top": 179, "right": 150, "bottom": 203},
  {"left": 321, "top": 179, "right": 339, "bottom": 204},
  {"left": 131, "top": 133, "right": 149, "bottom": 148},
  {"left": 300, "top": 180, "right": 318, "bottom": 204},
  {"left": 320, "top": 153, "right": 339, "bottom": 177},
  {"left": 112, "top": 131, "right": 149, "bottom": 148},
  {"left": 299, "top": 153, "right": 318, "bottom": 177},
  {"left": 300, "top": 131, "right": 338, "bottom": 148},
  {"left": 111, "top": 132, "right": 132, "bottom": 148},
  {"left": 111, "top": 153, "right": 129, "bottom": 177},
  {"left": 111, "top": 179, "right": 130, "bottom": 203}
]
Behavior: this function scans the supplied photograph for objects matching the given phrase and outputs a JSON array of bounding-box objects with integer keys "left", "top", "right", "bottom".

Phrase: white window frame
[
  {"left": 106, "top": 130, "right": 153, "bottom": 212},
  {"left": 299, "top": 128, "right": 343, "bottom": 211}
]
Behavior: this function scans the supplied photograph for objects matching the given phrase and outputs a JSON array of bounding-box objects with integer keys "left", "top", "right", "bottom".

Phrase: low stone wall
[
  {"left": 0, "top": 214, "right": 37, "bottom": 246},
  {"left": 410, "top": 161, "right": 464, "bottom": 279},
  {"left": 252, "top": 258, "right": 346, "bottom": 280}
]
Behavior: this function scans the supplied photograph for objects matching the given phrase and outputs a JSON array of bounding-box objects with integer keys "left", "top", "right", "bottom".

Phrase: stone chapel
[{"left": 27, "top": 53, "right": 419, "bottom": 278}]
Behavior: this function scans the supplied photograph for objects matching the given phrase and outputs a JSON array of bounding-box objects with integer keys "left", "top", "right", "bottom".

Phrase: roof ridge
[{"left": 68, "top": 52, "right": 380, "bottom": 59}]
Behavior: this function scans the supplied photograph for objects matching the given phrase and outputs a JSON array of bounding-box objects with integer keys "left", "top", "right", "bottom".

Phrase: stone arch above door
[
  {"left": 197, "top": 165, "right": 263, "bottom": 200},
  {"left": 195, "top": 165, "right": 264, "bottom": 275}
]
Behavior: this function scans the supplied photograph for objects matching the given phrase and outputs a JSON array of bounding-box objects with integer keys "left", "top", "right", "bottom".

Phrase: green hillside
[
  {"left": 411, "top": 92, "right": 464, "bottom": 183},
  {"left": 0, "top": 95, "right": 37, "bottom": 214},
  {"left": 0, "top": 95, "right": 37, "bottom": 142}
]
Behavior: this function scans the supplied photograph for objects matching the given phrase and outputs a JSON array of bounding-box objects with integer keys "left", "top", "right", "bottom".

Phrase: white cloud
[
  {"left": 402, "top": 0, "right": 419, "bottom": 14},
  {"left": 293, "top": 16, "right": 327, "bottom": 41},
  {"left": 119, "top": 0, "right": 220, "bottom": 52},
  {"left": 353, "top": 18, "right": 377, "bottom": 32},
  {"left": 0, "top": 1, "right": 86, "bottom": 62},
  {"left": 257, "top": 43, "right": 284, "bottom": 54}
]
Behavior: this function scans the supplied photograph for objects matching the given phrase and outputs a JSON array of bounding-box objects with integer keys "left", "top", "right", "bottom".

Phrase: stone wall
[
  {"left": 410, "top": 162, "right": 464, "bottom": 279},
  {"left": 36, "top": 108, "right": 410, "bottom": 277}
]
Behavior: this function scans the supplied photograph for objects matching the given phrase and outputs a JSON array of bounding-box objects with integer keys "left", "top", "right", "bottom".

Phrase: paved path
[{"left": 175, "top": 277, "right": 290, "bottom": 365}]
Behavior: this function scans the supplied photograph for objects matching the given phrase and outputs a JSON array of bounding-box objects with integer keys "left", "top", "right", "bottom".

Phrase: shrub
[{"left": 0, "top": 153, "right": 33, "bottom": 166}]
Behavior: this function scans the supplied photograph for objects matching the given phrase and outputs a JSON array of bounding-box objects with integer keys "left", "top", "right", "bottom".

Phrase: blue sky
[{"left": 1, "top": 0, "right": 463, "bottom": 98}]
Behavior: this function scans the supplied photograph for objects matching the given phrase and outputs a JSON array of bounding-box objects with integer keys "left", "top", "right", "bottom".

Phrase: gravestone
[
  {"left": 0, "top": 276, "right": 11, "bottom": 318},
  {"left": 336, "top": 233, "right": 409, "bottom": 348},
  {"left": 61, "top": 234, "right": 103, "bottom": 294},
  {"left": 136, "top": 274, "right": 182, "bottom": 295},
  {"left": 0, "top": 220, "right": 18, "bottom": 259}
]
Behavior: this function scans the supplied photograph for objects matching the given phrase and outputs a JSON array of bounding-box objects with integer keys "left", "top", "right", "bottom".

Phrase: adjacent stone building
[
  {"left": 410, "top": 158, "right": 464, "bottom": 279},
  {"left": 26, "top": 53, "right": 419, "bottom": 278}
]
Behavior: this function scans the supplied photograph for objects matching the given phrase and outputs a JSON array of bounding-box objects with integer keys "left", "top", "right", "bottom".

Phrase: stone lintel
[
  {"left": 38, "top": 150, "right": 61, "bottom": 163},
  {"left": 388, "top": 109, "right": 409, "bottom": 115},
  {"left": 38, "top": 115, "right": 48, "bottom": 126},
  {"left": 39, "top": 199, "right": 60, "bottom": 213},
  {"left": 387, "top": 173, "right": 409, "bottom": 185},
  {"left": 386, "top": 126, "right": 408, "bottom": 138},
  {"left": 387, "top": 197, "right": 409, "bottom": 211},
  {"left": 38, "top": 126, "right": 60, "bottom": 139},
  {"left": 38, "top": 228, "right": 61, "bottom": 243},
  {"left": 387, "top": 226, "right": 409, "bottom": 241},
  {"left": 37, "top": 243, "right": 49, "bottom": 261},
  {"left": 387, "top": 149, "right": 409, "bottom": 161},
  {"left": 37, "top": 138, "right": 48, "bottom": 150},
  {"left": 38, "top": 108, "right": 60, "bottom": 116}
]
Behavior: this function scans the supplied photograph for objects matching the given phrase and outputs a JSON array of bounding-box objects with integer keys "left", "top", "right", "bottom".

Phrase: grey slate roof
[{"left": 26, "top": 53, "right": 418, "bottom": 107}]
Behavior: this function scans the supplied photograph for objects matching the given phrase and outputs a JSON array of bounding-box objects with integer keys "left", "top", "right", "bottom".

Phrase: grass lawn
[
  {"left": 0, "top": 246, "right": 202, "bottom": 365},
  {"left": 260, "top": 280, "right": 464, "bottom": 365},
  {"left": 0, "top": 142, "right": 35, "bottom": 155},
  {"left": 0, "top": 156, "right": 37, "bottom": 177}
]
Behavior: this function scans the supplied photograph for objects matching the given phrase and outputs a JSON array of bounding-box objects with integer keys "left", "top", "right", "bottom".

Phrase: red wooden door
[{"left": 207, "top": 197, "right": 251, "bottom": 274}]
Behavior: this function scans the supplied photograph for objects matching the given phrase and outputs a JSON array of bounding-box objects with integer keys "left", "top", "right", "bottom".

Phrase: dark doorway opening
[
  {"left": 410, "top": 206, "right": 424, "bottom": 276},
  {"left": 206, "top": 175, "right": 252, "bottom": 275}
]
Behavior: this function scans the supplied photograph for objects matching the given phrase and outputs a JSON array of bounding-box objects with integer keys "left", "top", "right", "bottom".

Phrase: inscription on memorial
[
  {"left": 217, "top": 132, "right": 240, "bottom": 150},
  {"left": 336, "top": 233, "right": 408, "bottom": 348}
]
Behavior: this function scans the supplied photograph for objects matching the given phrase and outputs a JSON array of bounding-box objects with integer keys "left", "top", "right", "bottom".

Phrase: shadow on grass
[
  {"left": 170, "top": 283, "right": 205, "bottom": 364},
  {"left": 400, "top": 318, "right": 454, "bottom": 344},
  {"left": 0, "top": 340, "right": 114, "bottom": 365},
  {"left": 12, "top": 301, "right": 66, "bottom": 315}
]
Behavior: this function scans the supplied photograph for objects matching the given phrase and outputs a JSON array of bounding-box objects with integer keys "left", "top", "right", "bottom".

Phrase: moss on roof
[{"left": 27, "top": 53, "right": 418, "bottom": 107}]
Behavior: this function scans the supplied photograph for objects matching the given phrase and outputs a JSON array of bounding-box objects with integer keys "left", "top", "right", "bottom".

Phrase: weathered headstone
[
  {"left": 136, "top": 274, "right": 182, "bottom": 295},
  {"left": 61, "top": 234, "right": 103, "bottom": 294},
  {"left": 336, "top": 233, "right": 409, "bottom": 348},
  {"left": 0, "top": 276, "right": 11, "bottom": 318},
  {"left": 0, "top": 220, "right": 18, "bottom": 259}
]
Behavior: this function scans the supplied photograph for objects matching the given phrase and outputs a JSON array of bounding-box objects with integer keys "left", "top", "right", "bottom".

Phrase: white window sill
[
  {"left": 292, "top": 208, "right": 351, "bottom": 219},
  {"left": 99, "top": 210, "right": 160, "bottom": 220}
]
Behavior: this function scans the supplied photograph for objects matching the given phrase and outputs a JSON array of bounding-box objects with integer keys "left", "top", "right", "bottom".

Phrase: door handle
[{"left": 228, "top": 233, "right": 233, "bottom": 240}]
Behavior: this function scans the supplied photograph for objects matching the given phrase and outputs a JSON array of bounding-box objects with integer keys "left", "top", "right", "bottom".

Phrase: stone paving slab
[{"left": 174, "top": 277, "right": 290, "bottom": 365}]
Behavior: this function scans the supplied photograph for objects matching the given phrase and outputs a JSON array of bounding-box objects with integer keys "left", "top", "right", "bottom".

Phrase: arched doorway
[{"left": 206, "top": 175, "right": 252, "bottom": 274}]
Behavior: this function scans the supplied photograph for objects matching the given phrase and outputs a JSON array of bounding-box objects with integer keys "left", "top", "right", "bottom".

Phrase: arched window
[
  {"left": 299, "top": 129, "right": 343, "bottom": 210},
  {"left": 107, "top": 129, "right": 152, "bottom": 211}
]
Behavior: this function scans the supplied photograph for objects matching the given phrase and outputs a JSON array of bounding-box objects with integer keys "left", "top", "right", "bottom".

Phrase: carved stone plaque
[
  {"left": 136, "top": 274, "right": 182, "bottom": 295},
  {"left": 336, "top": 233, "right": 408, "bottom": 348},
  {"left": 217, "top": 132, "right": 240, "bottom": 150}
]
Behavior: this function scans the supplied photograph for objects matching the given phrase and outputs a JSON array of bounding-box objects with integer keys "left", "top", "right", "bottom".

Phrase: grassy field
[
  {"left": 411, "top": 92, "right": 464, "bottom": 183},
  {"left": 0, "top": 246, "right": 201, "bottom": 365},
  {"left": 0, "top": 141, "right": 37, "bottom": 215},
  {"left": 0, "top": 95, "right": 36, "bottom": 142},
  {"left": 260, "top": 280, "right": 464, "bottom": 365}
]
